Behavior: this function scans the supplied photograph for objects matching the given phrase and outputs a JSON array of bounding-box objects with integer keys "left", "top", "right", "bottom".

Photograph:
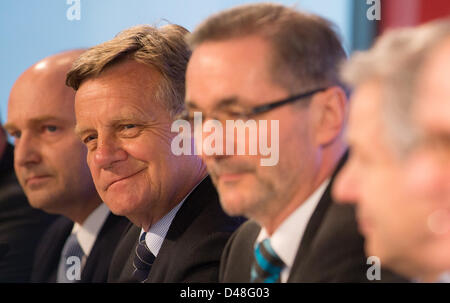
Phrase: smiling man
[
  {"left": 67, "top": 25, "right": 243, "bottom": 282},
  {"left": 5, "top": 50, "right": 130, "bottom": 282}
]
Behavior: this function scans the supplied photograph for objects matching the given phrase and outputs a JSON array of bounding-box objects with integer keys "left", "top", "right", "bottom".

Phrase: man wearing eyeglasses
[{"left": 185, "top": 3, "right": 405, "bottom": 282}]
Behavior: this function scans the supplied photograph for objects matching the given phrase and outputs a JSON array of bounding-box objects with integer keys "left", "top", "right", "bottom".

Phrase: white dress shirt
[
  {"left": 255, "top": 179, "right": 330, "bottom": 282},
  {"left": 70, "top": 203, "right": 110, "bottom": 267},
  {"left": 140, "top": 176, "right": 207, "bottom": 257}
]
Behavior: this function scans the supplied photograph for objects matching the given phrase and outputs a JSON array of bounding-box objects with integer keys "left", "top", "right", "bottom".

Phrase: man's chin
[
  {"left": 28, "top": 196, "right": 63, "bottom": 214},
  {"left": 218, "top": 191, "right": 251, "bottom": 217}
]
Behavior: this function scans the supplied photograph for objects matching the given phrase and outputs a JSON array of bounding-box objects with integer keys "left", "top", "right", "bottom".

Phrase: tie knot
[
  {"left": 251, "top": 238, "right": 285, "bottom": 283},
  {"left": 63, "top": 234, "right": 85, "bottom": 260},
  {"left": 133, "top": 232, "right": 156, "bottom": 282}
]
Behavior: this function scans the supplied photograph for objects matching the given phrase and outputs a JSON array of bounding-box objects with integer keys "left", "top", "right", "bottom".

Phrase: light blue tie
[
  {"left": 250, "top": 238, "right": 284, "bottom": 283},
  {"left": 57, "top": 234, "right": 85, "bottom": 283}
]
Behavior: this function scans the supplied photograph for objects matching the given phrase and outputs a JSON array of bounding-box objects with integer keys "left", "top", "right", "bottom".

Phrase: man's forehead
[
  {"left": 187, "top": 41, "right": 287, "bottom": 112},
  {"left": 417, "top": 40, "right": 450, "bottom": 133},
  {"left": 347, "top": 82, "right": 383, "bottom": 143}
]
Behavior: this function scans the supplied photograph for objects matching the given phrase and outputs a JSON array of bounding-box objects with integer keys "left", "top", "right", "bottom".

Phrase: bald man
[
  {"left": 0, "top": 125, "right": 56, "bottom": 282},
  {"left": 4, "top": 50, "right": 129, "bottom": 283}
]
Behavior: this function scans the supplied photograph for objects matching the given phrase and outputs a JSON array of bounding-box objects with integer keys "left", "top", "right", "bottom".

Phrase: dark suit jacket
[
  {"left": 108, "top": 176, "right": 245, "bottom": 282},
  {"left": 31, "top": 211, "right": 129, "bottom": 282},
  {"left": 0, "top": 143, "right": 57, "bottom": 282},
  {"left": 220, "top": 153, "right": 408, "bottom": 282}
]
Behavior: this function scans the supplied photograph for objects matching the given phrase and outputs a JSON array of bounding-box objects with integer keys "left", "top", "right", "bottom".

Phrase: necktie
[
  {"left": 57, "top": 234, "right": 85, "bottom": 283},
  {"left": 250, "top": 238, "right": 285, "bottom": 283},
  {"left": 132, "top": 232, "right": 155, "bottom": 282}
]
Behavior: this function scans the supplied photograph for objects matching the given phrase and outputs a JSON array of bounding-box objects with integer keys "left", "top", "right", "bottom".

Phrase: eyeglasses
[{"left": 179, "top": 87, "right": 328, "bottom": 121}]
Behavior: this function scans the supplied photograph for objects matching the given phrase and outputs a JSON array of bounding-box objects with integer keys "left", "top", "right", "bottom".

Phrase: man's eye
[
  {"left": 123, "top": 124, "right": 136, "bottom": 129},
  {"left": 227, "top": 111, "right": 247, "bottom": 119},
  {"left": 10, "top": 131, "right": 21, "bottom": 139},
  {"left": 44, "top": 125, "right": 58, "bottom": 132},
  {"left": 83, "top": 134, "right": 97, "bottom": 144}
]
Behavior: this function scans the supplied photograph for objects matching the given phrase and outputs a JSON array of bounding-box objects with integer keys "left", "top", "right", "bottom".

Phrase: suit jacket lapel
[
  {"left": 46, "top": 218, "right": 73, "bottom": 282},
  {"left": 81, "top": 213, "right": 129, "bottom": 282},
  {"left": 288, "top": 152, "right": 348, "bottom": 282},
  {"left": 146, "top": 177, "right": 216, "bottom": 282}
]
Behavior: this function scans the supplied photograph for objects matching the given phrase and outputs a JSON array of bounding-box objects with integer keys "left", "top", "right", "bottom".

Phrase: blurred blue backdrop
[{"left": 0, "top": 0, "right": 355, "bottom": 125}]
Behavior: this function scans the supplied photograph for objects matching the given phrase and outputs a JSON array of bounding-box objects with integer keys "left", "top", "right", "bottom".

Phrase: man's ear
[{"left": 311, "top": 86, "right": 348, "bottom": 147}]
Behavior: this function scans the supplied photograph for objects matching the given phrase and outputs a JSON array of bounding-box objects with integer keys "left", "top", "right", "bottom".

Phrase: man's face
[
  {"left": 75, "top": 60, "right": 185, "bottom": 226},
  {"left": 185, "top": 36, "right": 320, "bottom": 222},
  {"left": 6, "top": 65, "right": 97, "bottom": 213},
  {"left": 333, "top": 80, "right": 435, "bottom": 276},
  {"left": 410, "top": 39, "right": 450, "bottom": 204}
]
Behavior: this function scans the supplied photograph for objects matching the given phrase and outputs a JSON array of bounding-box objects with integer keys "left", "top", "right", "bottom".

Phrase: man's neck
[
  {"left": 65, "top": 198, "right": 102, "bottom": 225},
  {"left": 138, "top": 170, "right": 208, "bottom": 232}
]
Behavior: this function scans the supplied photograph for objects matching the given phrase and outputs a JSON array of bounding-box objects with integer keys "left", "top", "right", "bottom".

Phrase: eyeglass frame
[{"left": 179, "top": 87, "right": 329, "bottom": 121}]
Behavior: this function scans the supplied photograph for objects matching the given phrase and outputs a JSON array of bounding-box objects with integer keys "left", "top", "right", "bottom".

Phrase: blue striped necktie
[
  {"left": 250, "top": 238, "right": 285, "bottom": 283},
  {"left": 57, "top": 234, "right": 85, "bottom": 283},
  {"left": 133, "top": 232, "right": 155, "bottom": 282}
]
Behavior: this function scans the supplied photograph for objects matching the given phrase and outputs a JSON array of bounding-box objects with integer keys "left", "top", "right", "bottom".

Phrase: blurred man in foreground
[
  {"left": 408, "top": 20, "right": 450, "bottom": 281},
  {"left": 334, "top": 19, "right": 450, "bottom": 282}
]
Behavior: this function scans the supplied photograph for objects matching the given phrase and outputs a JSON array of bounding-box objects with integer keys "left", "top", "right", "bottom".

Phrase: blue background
[{"left": 0, "top": 0, "right": 354, "bottom": 124}]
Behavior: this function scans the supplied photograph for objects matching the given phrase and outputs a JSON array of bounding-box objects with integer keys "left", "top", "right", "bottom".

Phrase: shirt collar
[
  {"left": 256, "top": 179, "right": 330, "bottom": 271},
  {"left": 140, "top": 200, "right": 184, "bottom": 257},
  {"left": 140, "top": 175, "right": 208, "bottom": 257},
  {"left": 71, "top": 203, "right": 110, "bottom": 256}
]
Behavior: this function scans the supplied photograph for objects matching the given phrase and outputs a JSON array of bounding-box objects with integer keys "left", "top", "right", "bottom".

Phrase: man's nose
[
  {"left": 92, "top": 136, "right": 127, "bottom": 170},
  {"left": 332, "top": 161, "right": 360, "bottom": 205},
  {"left": 14, "top": 132, "right": 42, "bottom": 167}
]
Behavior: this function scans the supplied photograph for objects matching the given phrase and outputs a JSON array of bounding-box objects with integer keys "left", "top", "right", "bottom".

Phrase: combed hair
[
  {"left": 187, "top": 3, "right": 348, "bottom": 94},
  {"left": 66, "top": 24, "right": 191, "bottom": 116}
]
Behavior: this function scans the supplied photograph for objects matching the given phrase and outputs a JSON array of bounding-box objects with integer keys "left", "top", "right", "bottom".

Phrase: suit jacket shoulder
[
  {"left": 289, "top": 155, "right": 408, "bottom": 282},
  {"left": 220, "top": 220, "right": 260, "bottom": 283},
  {"left": 81, "top": 213, "right": 130, "bottom": 282},
  {"left": 219, "top": 153, "right": 408, "bottom": 282},
  {"left": 31, "top": 212, "right": 130, "bottom": 282},
  {"left": 31, "top": 216, "right": 73, "bottom": 282}
]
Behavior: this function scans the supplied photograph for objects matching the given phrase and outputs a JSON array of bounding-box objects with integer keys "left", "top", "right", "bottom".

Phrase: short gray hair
[
  {"left": 187, "top": 3, "right": 348, "bottom": 94},
  {"left": 341, "top": 18, "right": 450, "bottom": 156},
  {"left": 67, "top": 24, "right": 190, "bottom": 117}
]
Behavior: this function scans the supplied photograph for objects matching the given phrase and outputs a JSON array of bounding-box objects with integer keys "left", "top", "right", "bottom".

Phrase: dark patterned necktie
[
  {"left": 250, "top": 238, "right": 285, "bottom": 283},
  {"left": 132, "top": 232, "right": 155, "bottom": 282}
]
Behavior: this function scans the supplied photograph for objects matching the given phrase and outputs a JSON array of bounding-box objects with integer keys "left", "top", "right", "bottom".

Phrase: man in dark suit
[
  {"left": 185, "top": 3, "right": 406, "bottom": 282},
  {"left": 0, "top": 126, "right": 56, "bottom": 282},
  {"left": 67, "top": 25, "right": 243, "bottom": 282},
  {"left": 4, "top": 50, "right": 129, "bottom": 282},
  {"left": 109, "top": 177, "right": 243, "bottom": 282}
]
